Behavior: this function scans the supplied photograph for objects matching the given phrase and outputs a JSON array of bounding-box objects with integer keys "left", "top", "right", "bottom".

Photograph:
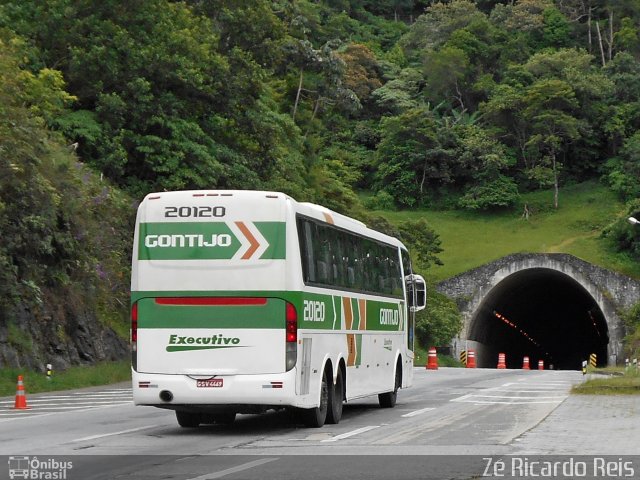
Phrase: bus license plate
[{"left": 196, "top": 379, "right": 223, "bottom": 388}]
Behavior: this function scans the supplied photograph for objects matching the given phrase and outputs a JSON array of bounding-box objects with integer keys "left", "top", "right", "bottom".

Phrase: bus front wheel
[{"left": 378, "top": 366, "right": 401, "bottom": 408}]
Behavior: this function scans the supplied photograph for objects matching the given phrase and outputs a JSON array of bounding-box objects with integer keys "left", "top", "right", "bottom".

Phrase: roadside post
[{"left": 459, "top": 350, "right": 467, "bottom": 366}]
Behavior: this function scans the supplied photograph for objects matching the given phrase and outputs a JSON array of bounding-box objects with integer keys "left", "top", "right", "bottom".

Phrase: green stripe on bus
[
  {"left": 351, "top": 298, "right": 360, "bottom": 330},
  {"left": 333, "top": 296, "right": 343, "bottom": 330},
  {"left": 138, "top": 222, "right": 240, "bottom": 260},
  {"left": 255, "top": 222, "right": 286, "bottom": 259},
  {"left": 133, "top": 291, "right": 405, "bottom": 332},
  {"left": 137, "top": 297, "right": 285, "bottom": 329},
  {"left": 137, "top": 221, "right": 286, "bottom": 260}
]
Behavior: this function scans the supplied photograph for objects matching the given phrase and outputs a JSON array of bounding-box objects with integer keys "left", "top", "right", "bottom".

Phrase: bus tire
[
  {"left": 176, "top": 410, "right": 201, "bottom": 428},
  {"left": 378, "top": 366, "right": 401, "bottom": 408},
  {"left": 300, "top": 369, "right": 329, "bottom": 428},
  {"left": 326, "top": 367, "right": 343, "bottom": 424}
]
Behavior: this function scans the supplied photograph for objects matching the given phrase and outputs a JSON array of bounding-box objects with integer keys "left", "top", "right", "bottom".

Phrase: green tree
[
  {"left": 604, "top": 131, "right": 640, "bottom": 200},
  {"left": 375, "top": 107, "right": 449, "bottom": 207},
  {"left": 603, "top": 198, "right": 640, "bottom": 262},
  {"left": 422, "top": 45, "right": 471, "bottom": 112},
  {"left": 400, "top": 0, "right": 485, "bottom": 55},
  {"left": 416, "top": 289, "right": 462, "bottom": 348},
  {"left": 1, "top": 0, "right": 309, "bottom": 197},
  {"left": 338, "top": 43, "right": 383, "bottom": 108},
  {"left": 456, "top": 124, "right": 519, "bottom": 210},
  {"left": 522, "top": 78, "right": 581, "bottom": 208},
  {"left": 371, "top": 67, "right": 423, "bottom": 114},
  {"left": 542, "top": 7, "right": 572, "bottom": 48},
  {"left": 482, "top": 48, "right": 613, "bottom": 204},
  {"left": 0, "top": 30, "right": 131, "bottom": 320}
]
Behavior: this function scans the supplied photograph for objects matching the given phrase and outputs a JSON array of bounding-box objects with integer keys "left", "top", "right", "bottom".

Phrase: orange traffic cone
[
  {"left": 426, "top": 347, "right": 438, "bottom": 370},
  {"left": 466, "top": 350, "right": 477, "bottom": 368},
  {"left": 522, "top": 356, "right": 530, "bottom": 370},
  {"left": 13, "top": 375, "right": 30, "bottom": 410},
  {"left": 497, "top": 353, "right": 506, "bottom": 369},
  {"left": 538, "top": 360, "right": 544, "bottom": 370}
]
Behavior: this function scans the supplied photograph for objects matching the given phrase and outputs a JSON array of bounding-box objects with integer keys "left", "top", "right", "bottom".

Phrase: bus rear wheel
[
  {"left": 176, "top": 410, "right": 201, "bottom": 428},
  {"left": 326, "top": 368, "right": 343, "bottom": 424},
  {"left": 300, "top": 369, "right": 329, "bottom": 428}
]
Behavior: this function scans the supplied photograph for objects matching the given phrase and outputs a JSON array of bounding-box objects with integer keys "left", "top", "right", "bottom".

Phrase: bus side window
[
  {"left": 347, "top": 267, "right": 355, "bottom": 286},
  {"left": 299, "top": 219, "right": 316, "bottom": 282}
]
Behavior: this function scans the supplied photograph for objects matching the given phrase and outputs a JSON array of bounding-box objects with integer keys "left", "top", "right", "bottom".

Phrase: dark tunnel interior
[{"left": 468, "top": 268, "right": 609, "bottom": 370}]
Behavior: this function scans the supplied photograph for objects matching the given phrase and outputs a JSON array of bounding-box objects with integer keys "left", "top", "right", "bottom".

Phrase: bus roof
[{"left": 139, "top": 190, "right": 407, "bottom": 250}]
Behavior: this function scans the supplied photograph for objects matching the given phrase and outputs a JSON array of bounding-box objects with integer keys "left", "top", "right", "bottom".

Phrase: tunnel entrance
[{"left": 468, "top": 268, "right": 609, "bottom": 370}]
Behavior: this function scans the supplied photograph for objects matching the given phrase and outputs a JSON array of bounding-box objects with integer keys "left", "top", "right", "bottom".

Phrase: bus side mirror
[
  {"left": 413, "top": 275, "right": 426, "bottom": 312},
  {"left": 407, "top": 274, "right": 427, "bottom": 312}
]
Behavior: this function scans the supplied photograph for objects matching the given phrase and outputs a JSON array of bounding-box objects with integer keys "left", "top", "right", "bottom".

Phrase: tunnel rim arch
[
  {"left": 465, "top": 267, "right": 609, "bottom": 368},
  {"left": 443, "top": 254, "right": 627, "bottom": 367}
]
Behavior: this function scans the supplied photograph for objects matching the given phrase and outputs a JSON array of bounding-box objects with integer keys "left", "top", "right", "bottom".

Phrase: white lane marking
[
  {"left": 402, "top": 407, "right": 435, "bottom": 418},
  {"left": 185, "top": 458, "right": 279, "bottom": 480},
  {"left": 0, "top": 403, "right": 132, "bottom": 411},
  {"left": 321, "top": 425, "right": 380, "bottom": 442},
  {"left": 463, "top": 400, "right": 564, "bottom": 405},
  {"left": 72, "top": 424, "right": 160, "bottom": 442},
  {"left": 505, "top": 389, "right": 567, "bottom": 393},
  {"left": 0, "top": 412, "right": 49, "bottom": 416},
  {"left": 94, "top": 388, "right": 132, "bottom": 391},
  {"left": 470, "top": 395, "right": 566, "bottom": 399},
  {"left": 0, "top": 395, "right": 132, "bottom": 404},
  {"left": 522, "top": 385, "right": 571, "bottom": 388},
  {"left": 450, "top": 394, "right": 472, "bottom": 402},
  {"left": 0, "top": 401, "right": 132, "bottom": 407},
  {"left": 0, "top": 401, "right": 133, "bottom": 421}
]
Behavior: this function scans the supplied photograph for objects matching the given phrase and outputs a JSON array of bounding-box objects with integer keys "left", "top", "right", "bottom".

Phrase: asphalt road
[{"left": 0, "top": 368, "right": 609, "bottom": 480}]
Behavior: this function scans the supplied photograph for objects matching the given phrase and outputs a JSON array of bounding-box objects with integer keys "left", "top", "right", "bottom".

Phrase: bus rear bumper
[{"left": 132, "top": 369, "right": 304, "bottom": 409}]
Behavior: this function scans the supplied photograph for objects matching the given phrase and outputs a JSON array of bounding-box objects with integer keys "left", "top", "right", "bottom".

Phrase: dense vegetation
[{"left": 1, "top": 0, "right": 640, "bottom": 365}]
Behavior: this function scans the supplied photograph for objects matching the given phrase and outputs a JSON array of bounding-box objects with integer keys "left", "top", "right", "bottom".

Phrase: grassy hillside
[{"left": 381, "top": 181, "right": 640, "bottom": 281}]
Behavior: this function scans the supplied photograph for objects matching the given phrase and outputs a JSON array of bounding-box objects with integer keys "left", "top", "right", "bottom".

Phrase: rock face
[{"left": 0, "top": 291, "right": 128, "bottom": 372}]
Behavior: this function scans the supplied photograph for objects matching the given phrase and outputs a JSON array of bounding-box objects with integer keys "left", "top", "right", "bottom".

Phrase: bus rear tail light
[
  {"left": 131, "top": 302, "right": 138, "bottom": 371},
  {"left": 285, "top": 302, "right": 297, "bottom": 371},
  {"left": 286, "top": 303, "right": 297, "bottom": 342}
]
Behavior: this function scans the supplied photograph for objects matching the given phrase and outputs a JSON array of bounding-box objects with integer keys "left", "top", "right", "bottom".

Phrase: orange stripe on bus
[
  {"left": 359, "top": 299, "right": 367, "bottom": 330},
  {"left": 347, "top": 334, "right": 356, "bottom": 367},
  {"left": 343, "top": 297, "right": 353, "bottom": 330},
  {"left": 235, "top": 221, "right": 260, "bottom": 259},
  {"left": 322, "top": 212, "right": 334, "bottom": 224}
]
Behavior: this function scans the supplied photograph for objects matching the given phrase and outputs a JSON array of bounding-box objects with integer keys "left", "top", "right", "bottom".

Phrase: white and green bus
[{"left": 131, "top": 190, "right": 426, "bottom": 428}]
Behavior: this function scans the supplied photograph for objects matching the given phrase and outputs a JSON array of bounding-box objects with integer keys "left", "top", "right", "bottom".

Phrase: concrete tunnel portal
[{"left": 467, "top": 268, "right": 609, "bottom": 370}]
